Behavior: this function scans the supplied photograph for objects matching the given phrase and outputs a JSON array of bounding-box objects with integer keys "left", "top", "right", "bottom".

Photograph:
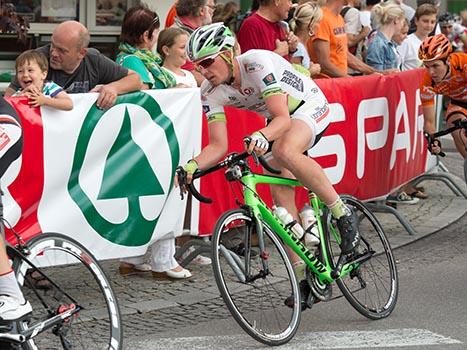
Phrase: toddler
[{"left": 15, "top": 50, "right": 73, "bottom": 110}]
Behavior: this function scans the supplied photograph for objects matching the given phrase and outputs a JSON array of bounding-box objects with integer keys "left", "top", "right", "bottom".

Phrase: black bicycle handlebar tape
[
  {"left": 188, "top": 180, "right": 212, "bottom": 204},
  {"left": 258, "top": 156, "right": 281, "bottom": 174}
]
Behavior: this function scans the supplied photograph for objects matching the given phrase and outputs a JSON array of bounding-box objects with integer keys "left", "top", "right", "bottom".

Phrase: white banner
[{"left": 7, "top": 89, "right": 202, "bottom": 260}]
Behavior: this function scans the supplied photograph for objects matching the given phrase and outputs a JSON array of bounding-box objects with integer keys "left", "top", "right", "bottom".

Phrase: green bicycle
[{"left": 178, "top": 150, "right": 398, "bottom": 346}]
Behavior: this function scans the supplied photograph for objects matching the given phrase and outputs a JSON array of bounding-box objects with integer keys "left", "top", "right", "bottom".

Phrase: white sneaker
[
  {"left": 182, "top": 246, "right": 212, "bottom": 265},
  {"left": 0, "top": 295, "right": 32, "bottom": 321}
]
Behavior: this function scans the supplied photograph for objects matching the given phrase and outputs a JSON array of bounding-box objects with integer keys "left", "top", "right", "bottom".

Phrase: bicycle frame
[
  {"left": 241, "top": 172, "right": 361, "bottom": 284},
  {"left": 4, "top": 244, "right": 83, "bottom": 344}
]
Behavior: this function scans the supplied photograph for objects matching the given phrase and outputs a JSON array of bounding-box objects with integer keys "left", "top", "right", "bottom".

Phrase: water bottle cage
[
  {"left": 284, "top": 220, "right": 298, "bottom": 231},
  {"left": 303, "top": 224, "right": 319, "bottom": 240}
]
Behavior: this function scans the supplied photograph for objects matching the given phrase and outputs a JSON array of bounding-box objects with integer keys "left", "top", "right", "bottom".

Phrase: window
[
  {"left": 3, "top": 1, "right": 83, "bottom": 32},
  {"left": 88, "top": 0, "right": 141, "bottom": 34}
]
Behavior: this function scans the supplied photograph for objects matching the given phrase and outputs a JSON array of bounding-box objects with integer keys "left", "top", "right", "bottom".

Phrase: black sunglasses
[{"left": 196, "top": 56, "right": 216, "bottom": 69}]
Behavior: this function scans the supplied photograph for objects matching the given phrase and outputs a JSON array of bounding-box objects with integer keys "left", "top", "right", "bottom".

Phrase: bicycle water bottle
[
  {"left": 272, "top": 206, "right": 305, "bottom": 240},
  {"left": 299, "top": 204, "right": 320, "bottom": 246}
]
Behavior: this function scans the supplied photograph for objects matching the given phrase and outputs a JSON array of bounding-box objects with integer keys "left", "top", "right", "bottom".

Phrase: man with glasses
[
  {"left": 179, "top": 23, "right": 361, "bottom": 309},
  {"left": 172, "top": 0, "right": 216, "bottom": 85},
  {"left": 173, "top": 0, "right": 216, "bottom": 34}
]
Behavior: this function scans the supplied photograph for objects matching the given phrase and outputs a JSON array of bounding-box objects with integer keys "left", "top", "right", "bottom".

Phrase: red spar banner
[{"left": 197, "top": 69, "right": 427, "bottom": 235}]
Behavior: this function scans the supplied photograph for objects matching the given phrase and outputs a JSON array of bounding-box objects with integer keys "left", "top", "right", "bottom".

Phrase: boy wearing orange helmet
[{"left": 419, "top": 33, "right": 467, "bottom": 158}]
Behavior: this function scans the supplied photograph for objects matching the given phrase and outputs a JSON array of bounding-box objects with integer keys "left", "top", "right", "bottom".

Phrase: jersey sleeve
[{"left": 201, "top": 83, "right": 226, "bottom": 124}]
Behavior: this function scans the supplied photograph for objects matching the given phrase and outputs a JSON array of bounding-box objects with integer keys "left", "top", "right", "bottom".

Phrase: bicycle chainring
[{"left": 306, "top": 268, "right": 332, "bottom": 302}]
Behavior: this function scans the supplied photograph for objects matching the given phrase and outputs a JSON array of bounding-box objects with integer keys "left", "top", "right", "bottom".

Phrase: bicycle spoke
[
  {"left": 14, "top": 233, "right": 122, "bottom": 350},
  {"left": 212, "top": 209, "right": 300, "bottom": 346}
]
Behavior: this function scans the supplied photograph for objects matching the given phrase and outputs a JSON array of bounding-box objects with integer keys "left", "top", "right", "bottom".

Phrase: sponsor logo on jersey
[
  {"left": 312, "top": 102, "right": 330, "bottom": 122},
  {"left": 280, "top": 70, "right": 304, "bottom": 92},
  {"left": 245, "top": 62, "right": 264, "bottom": 73},
  {"left": 242, "top": 87, "right": 254, "bottom": 96},
  {"left": 262, "top": 73, "right": 277, "bottom": 86}
]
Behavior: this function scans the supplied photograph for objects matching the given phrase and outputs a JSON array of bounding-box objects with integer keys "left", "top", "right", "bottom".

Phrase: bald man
[{"left": 6, "top": 21, "right": 142, "bottom": 109}]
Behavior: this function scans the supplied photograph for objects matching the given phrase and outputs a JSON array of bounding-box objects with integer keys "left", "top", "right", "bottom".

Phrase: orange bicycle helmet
[{"left": 418, "top": 34, "right": 453, "bottom": 62}]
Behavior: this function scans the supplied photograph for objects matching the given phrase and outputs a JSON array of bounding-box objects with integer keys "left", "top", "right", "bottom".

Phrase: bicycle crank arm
[
  {"left": 0, "top": 333, "right": 26, "bottom": 344},
  {"left": 21, "top": 305, "right": 82, "bottom": 341},
  {"left": 349, "top": 250, "right": 374, "bottom": 265}
]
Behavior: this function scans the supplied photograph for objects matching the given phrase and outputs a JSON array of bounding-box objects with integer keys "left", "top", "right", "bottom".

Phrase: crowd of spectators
[{"left": 2, "top": 0, "right": 466, "bottom": 279}]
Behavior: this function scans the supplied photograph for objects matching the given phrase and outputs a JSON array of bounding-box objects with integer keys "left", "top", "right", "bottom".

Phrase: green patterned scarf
[{"left": 118, "top": 42, "right": 176, "bottom": 89}]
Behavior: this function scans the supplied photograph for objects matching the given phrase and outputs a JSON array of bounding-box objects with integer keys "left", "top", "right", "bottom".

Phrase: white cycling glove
[{"left": 250, "top": 131, "right": 269, "bottom": 153}]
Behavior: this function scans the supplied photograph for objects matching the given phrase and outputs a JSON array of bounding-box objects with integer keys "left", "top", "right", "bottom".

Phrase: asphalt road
[{"left": 125, "top": 149, "right": 466, "bottom": 350}]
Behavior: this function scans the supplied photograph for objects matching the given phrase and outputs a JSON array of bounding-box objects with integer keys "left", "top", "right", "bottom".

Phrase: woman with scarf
[
  {"left": 116, "top": 5, "right": 192, "bottom": 280},
  {"left": 117, "top": 5, "right": 176, "bottom": 90}
]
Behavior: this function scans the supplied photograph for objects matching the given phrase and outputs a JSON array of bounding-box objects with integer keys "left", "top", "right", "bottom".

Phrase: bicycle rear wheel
[
  {"left": 324, "top": 196, "right": 398, "bottom": 319},
  {"left": 13, "top": 232, "right": 122, "bottom": 350},
  {"left": 211, "top": 209, "right": 301, "bottom": 346}
]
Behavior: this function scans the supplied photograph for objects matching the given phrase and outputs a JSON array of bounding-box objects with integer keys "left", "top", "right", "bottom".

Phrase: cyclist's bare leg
[
  {"left": 270, "top": 119, "right": 343, "bottom": 269},
  {"left": 446, "top": 112, "right": 467, "bottom": 158},
  {"left": 272, "top": 119, "right": 339, "bottom": 205}
]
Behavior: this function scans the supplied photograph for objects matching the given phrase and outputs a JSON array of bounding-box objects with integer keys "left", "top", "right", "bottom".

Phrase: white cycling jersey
[{"left": 201, "top": 49, "right": 331, "bottom": 146}]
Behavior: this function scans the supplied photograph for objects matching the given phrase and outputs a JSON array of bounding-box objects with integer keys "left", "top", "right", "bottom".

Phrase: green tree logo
[{"left": 67, "top": 92, "right": 180, "bottom": 246}]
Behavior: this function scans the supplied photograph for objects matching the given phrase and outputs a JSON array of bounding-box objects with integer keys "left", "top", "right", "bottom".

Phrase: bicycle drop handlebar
[
  {"left": 424, "top": 119, "right": 467, "bottom": 157},
  {"left": 178, "top": 137, "right": 281, "bottom": 204}
]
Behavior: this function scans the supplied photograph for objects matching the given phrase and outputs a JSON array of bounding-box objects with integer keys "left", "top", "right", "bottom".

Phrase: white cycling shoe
[{"left": 0, "top": 295, "right": 32, "bottom": 321}]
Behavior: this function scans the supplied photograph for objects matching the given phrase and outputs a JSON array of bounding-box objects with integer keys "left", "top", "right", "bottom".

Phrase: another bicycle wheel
[
  {"left": 211, "top": 209, "right": 301, "bottom": 346},
  {"left": 324, "top": 196, "right": 398, "bottom": 319},
  {"left": 13, "top": 232, "right": 122, "bottom": 350}
]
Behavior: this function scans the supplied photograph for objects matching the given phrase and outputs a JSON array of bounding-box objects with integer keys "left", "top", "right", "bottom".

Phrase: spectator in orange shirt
[{"left": 306, "top": 0, "right": 375, "bottom": 77}]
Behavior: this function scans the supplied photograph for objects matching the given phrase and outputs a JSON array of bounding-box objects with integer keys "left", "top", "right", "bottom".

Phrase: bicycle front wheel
[
  {"left": 324, "top": 196, "right": 399, "bottom": 320},
  {"left": 13, "top": 232, "right": 122, "bottom": 350},
  {"left": 211, "top": 209, "right": 301, "bottom": 346}
]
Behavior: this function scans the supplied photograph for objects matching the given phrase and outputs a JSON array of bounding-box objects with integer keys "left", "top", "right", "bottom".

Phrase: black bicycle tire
[
  {"left": 324, "top": 196, "right": 399, "bottom": 320},
  {"left": 12, "top": 232, "right": 123, "bottom": 350},
  {"left": 211, "top": 209, "right": 301, "bottom": 346}
]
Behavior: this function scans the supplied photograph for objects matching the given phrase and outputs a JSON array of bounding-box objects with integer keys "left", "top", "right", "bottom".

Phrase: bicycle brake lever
[
  {"left": 175, "top": 166, "right": 186, "bottom": 200},
  {"left": 251, "top": 151, "right": 259, "bottom": 166}
]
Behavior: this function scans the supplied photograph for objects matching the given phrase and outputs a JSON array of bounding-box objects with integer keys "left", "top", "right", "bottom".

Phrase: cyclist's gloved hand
[
  {"left": 425, "top": 132, "right": 443, "bottom": 156},
  {"left": 175, "top": 159, "right": 198, "bottom": 198},
  {"left": 246, "top": 131, "right": 269, "bottom": 156}
]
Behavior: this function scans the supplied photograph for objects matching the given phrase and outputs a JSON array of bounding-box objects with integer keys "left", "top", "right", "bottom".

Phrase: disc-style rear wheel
[
  {"left": 211, "top": 209, "right": 301, "bottom": 346},
  {"left": 13, "top": 232, "right": 122, "bottom": 350},
  {"left": 324, "top": 197, "right": 398, "bottom": 319}
]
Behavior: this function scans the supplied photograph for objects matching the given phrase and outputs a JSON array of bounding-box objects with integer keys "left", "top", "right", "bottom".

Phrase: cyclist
[
  {"left": 0, "top": 96, "right": 31, "bottom": 321},
  {"left": 419, "top": 34, "right": 466, "bottom": 160},
  {"left": 178, "top": 23, "right": 360, "bottom": 303}
]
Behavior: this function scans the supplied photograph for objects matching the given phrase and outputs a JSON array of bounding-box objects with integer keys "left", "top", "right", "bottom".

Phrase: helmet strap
[{"left": 220, "top": 51, "right": 235, "bottom": 85}]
